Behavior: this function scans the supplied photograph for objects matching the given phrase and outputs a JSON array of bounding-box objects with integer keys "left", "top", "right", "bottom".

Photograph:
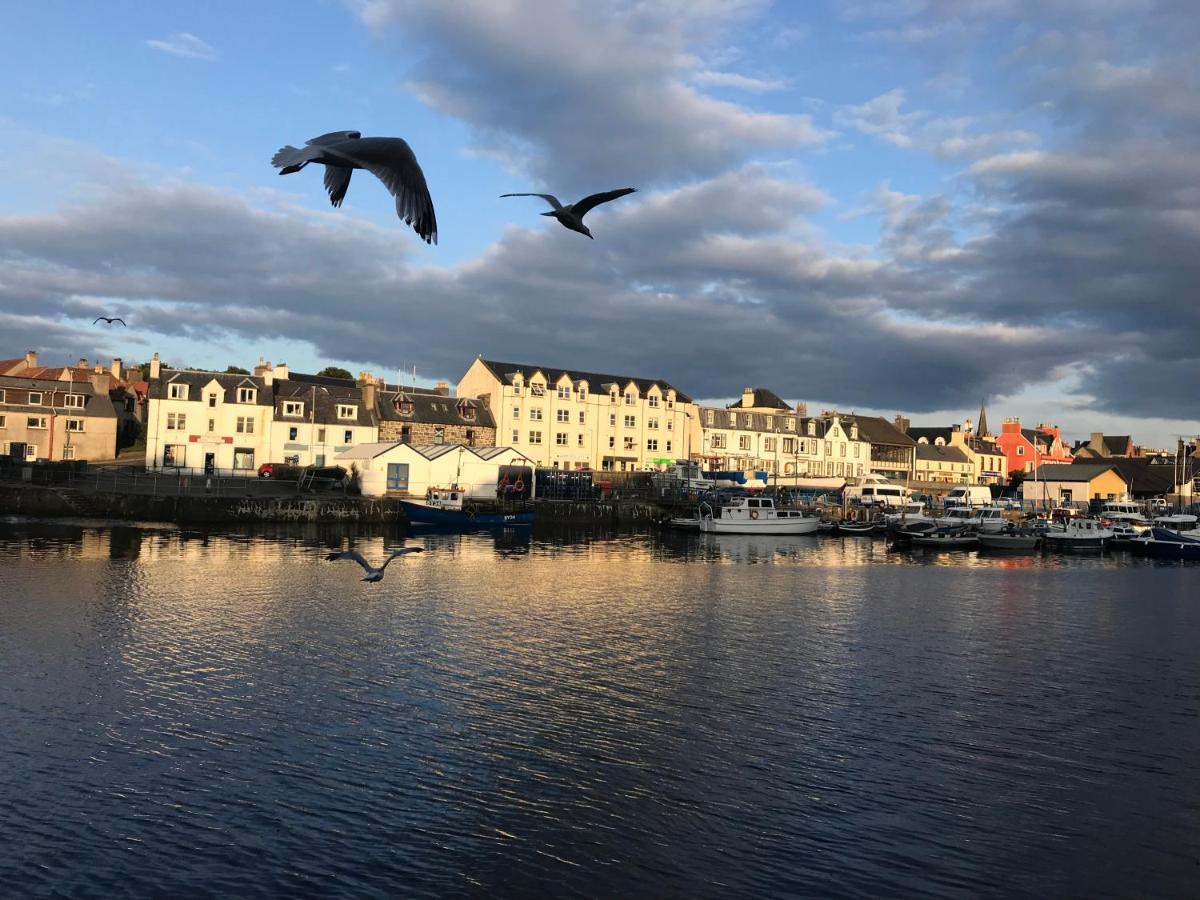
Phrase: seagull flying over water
[
  {"left": 93, "top": 316, "right": 126, "bottom": 326},
  {"left": 272, "top": 130, "right": 438, "bottom": 245},
  {"left": 325, "top": 547, "right": 424, "bottom": 582},
  {"left": 500, "top": 188, "right": 636, "bottom": 239}
]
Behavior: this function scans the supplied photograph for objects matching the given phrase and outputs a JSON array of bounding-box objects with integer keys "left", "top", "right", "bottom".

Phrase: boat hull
[
  {"left": 700, "top": 518, "right": 820, "bottom": 535},
  {"left": 400, "top": 500, "right": 533, "bottom": 527},
  {"left": 977, "top": 534, "right": 1040, "bottom": 551}
]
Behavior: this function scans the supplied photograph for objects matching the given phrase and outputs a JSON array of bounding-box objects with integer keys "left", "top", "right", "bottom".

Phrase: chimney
[
  {"left": 111, "top": 358, "right": 122, "bottom": 382},
  {"left": 89, "top": 372, "right": 108, "bottom": 394},
  {"left": 894, "top": 415, "right": 910, "bottom": 433},
  {"left": 149, "top": 352, "right": 161, "bottom": 380},
  {"left": 358, "top": 372, "right": 378, "bottom": 411},
  {"left": 254, "top": 358, "right": 271, "bottom": 377},
  {"left": 24, "top": 350, "right": 36, "bottom": 370},
  {"left": 435, "top": 381, "right": 449, "bottom": 396},
  {"left": 741, "top": 387, "right": 755, "bottom": 408},
  {"left": 964, "top": 418, "right": 973, "bottom": 433},
  {"left": 78, "top": 358, "right": 88, "bottom": 368},
  {"left": 795, "top": 401, "right": 807, "bottom": 418},
  {"left": 274, "top": 362, "right": 289, "bottom": 381},
  {"left": 261, "top": 361, "right": 273, "bottom": 387}
]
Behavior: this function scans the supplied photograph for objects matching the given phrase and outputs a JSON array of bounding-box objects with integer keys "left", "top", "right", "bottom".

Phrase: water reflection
[{"left": 0, "top": 517, "right": 1197, "bottom": 898}]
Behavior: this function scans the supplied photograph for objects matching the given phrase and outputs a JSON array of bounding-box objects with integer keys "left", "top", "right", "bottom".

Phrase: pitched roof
[
  {"left": 1103, "top": 435, "right": 1133, "bottom": 455},
  {"left": 916, "top": 443, "right": 969, "bottom": 463},
  {"left": 844, "top": 414, "right": 916, "bottom": 447},
  {"left": 976, "top": 401, "right": 989, "bottom": 438},
  {"left": 274, "top": 376, "right": 376, "bottom": 427},
  {"left": 149, "top": 369, "right": 275, "bottom": 405},
  {"left": 727, "top": 388, "right": 790, "bottom": 411},
  {"left": 376, "top": 388, "right": 496, "bottom": 428},
  {"left": 1037, "top": 463, "right": 1124, "bottom": 483},
  {"left": 907, "top": 426, "right": 951, "bottom": 444},
  {"left": 476, "top": 358, "right": 692, "bottom": 403},
  {"left": 0, "top": 375, "right": 118, "bottom": 417}
]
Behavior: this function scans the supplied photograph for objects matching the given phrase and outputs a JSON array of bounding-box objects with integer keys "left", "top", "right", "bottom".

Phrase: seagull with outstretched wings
[
  {"left": 325, "top": 547, "right": 424, "bottom": 582},
  {"left": 93, "top": 316, "right": 126, "bottom": 326},
  {"left": 272, "top": 130, "right": 438, "bottom": 245},
  {"left": 500, "top": 188, "right": 636, "bottom": 238}
]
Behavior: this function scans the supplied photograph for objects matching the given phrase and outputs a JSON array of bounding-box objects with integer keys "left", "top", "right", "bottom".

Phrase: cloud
[
  {"left": 353, "top": 0, "right": 828, "bottom": 190},
  {"left": 145, "top": 32, "right": 218, "bottom": 61},
  {"left": 691, "top": 70, "right": 786, "bottom": 92}
]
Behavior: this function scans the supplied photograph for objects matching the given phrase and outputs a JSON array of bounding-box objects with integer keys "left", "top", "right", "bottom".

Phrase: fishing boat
[
  {"left": 977, "top": 524, "right": 1041, "bottom": 552},
  {"left": 1041, "top": 517, "right": 1112, "bottom": 551},
  {"left": 911, "top": 527, "right": 979, "bottom": 549},
  {"left": 888, "top": 520, "right": 939, "bottom": 547},
  {"left": 698, "top": 496, "right": 820, "bottom": 534},
  {"left": 400, "top": 487, "right": 534, "bottom": 527},
  {"left": 933, "top": 506, "right": 1009, "bottom": 532},
  {"left": 666, "top": 514, "right": 701, "bottom": 530}
]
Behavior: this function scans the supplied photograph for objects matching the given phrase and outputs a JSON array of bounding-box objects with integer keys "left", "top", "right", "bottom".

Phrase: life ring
[
  {"left": 513, "top": 477, "right": 525, "bottom": 492},
  {"left": 750, "top": 510, "right": 759, "bottom": 519}
]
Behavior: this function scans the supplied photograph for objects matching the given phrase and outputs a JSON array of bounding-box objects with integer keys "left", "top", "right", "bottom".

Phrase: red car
[{"left": 257, "top": 462, "right": 301, "bottom": 480}]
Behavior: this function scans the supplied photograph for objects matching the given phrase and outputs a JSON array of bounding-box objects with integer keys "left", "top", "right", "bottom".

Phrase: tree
[
  {"left": 224, "top": 366, "right": 250, "bottom": 375},
  {"left": 317, "top": 366, "right": 353, "bottom": 380}
]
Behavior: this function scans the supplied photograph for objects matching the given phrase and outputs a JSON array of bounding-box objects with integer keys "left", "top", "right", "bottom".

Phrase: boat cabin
[{"left": 423, "top": 487, "right": 466, "bottom": 510}]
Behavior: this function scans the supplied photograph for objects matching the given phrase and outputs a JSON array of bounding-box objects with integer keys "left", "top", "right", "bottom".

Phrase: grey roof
[
  {"left": 1037, "top": 463, "right": 1124, "bottom": 483},
  {"left": 907, "top": 426, "right": 951, "bottom": 444},
  {"left": 916, "top": 443, "right": 970, "bottom": 464},
  {"left": 0, "top": 375, "right": 117, "bottom": 418},
  {"left": 1020, "top": 428, "right": 1049, "bottom": 449},
  {"left": 844, "top": 414, "right": 916, "bottom": 447},
  {"left": 701, "top": 405, "right": 805, "bottom": 434},
  {"left": 274, "top": 375, "right": 376, "bottom": 427},
  {"left": 377, "top": 388, "right": 495, "bottom": 428},
  {"left": 151, "top": 369, "right": 274, "bottom": 406},
  {"left": 1102, "top": 435, "right": 1133, "bottom": 455},
  {"left": 727, "top": 388, "right": 790, "bottom": 411},
  {"left": 477, "top": 358, "right": 692, "bottom": 403}
]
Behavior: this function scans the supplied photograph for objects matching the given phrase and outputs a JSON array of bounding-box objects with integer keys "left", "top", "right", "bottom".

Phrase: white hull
[{"left": 700, "top": 517, "right": 820, "bottom": 535}]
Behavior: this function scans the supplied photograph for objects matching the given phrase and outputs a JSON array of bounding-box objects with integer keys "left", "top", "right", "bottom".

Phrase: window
[
  {"left": 29, "top": 392, "right": 43, "bottom": 405},
  {"left": 764, "top": 437, "right": 776, "bottom": 452},
  {"left": 851, "top": 425, "right": 858, "bottom": 440},
  {"left": 624, "top": 437, "right": 635, "bottom": 450},
  {"left": 434, "top": 428, "right": 445, "bottom": 445},
  {"left": 531, "top": 383, "right": 545, "bottom": 396},
  {"left": 166, "top": 413, "right": 186, "bottom": 431},
  {"left": 397, "top": 398, "right": 414, "bottom": 416},
  {"left": 465, "top": 430, "right": 476, "bottom": 446},
  {"left": 556, "top": 409, "right": 569, "bottom": 422},
  {"left": 62, "top": 445, "right": 75, "bottom": 460},
  {"left": 647, "top": 438, "right": 658, "bottom": 451},
  {"left": 710, "top": 434, "right": 726, "bottom": 449},
  {"left": 744, "top": 415, "right": 752, "bottom": 428},
  {"left": 167, "top": 383, "right": 188, "bottom": 400},
  {"left": 208, "top": 418, "right": 215, "bottom": 433},
  {"left": 530, "top": 408, "right": 543, "bottom": 421},
  {"left": 766, "top": 416, "right": 774, "bottom": 429},
  {"left": 610, "top": 391, "right": 618, "bottom": 404},
  {"left": 558, "top": 385, "right": 571, "bottom": 399},
  {"left": 0, "top": 390, "right": 5, "bottom": 403},
  {"left": 648, "top": 395, "right": 660, "bottom": 408},
  {"left": 728, "top": 412, "right": 737, "bottom": 426},
  {"left": 512, "top": 430, "right": 520, "bottom": 443},
  {"left": 608, "top": 436, "right": 615, "bottom": 448},
  {"left": 65, "top": 418, "right": 84, "bottom": 432},
  {"left": 0, "top": 415, "right": 5, "bottom": 428},
  {"left": 343, "top": 430, "right": 353, "bottom": 444},
  {"left": 459, "top": 404, "right": 476, "bottom": 421},
  {"left": 233, "top": 448, "right": 255, "bottom": 471},
  {"left": 337, "top": 404, "right": 356, "bottom": 420},
  {"left": 556, "top": 432, "right": 568, "bottom": 446},
  {"left": 25, "top": 444, "right": 37, "bottom": 460},
  {"left": 513, "top": 406, "right": 520, "bottom": 419},
  {"left": 808, "top": 421, "right": 816, "bottom": 436},
  {"left": 64, "top": 394, "right": 84, "bottom": 409},
  {"left": 579, "top": 388, "right": 587, "bottom": 401},
  {"left": 578, "top": 411, "right": 585, "bottom": 424},
  {"left": 317, "top": 428, "right": 326, "bottom": 442},
  {"left": 825, "top": 441, "right": 832, "bottom": 455},
  {"left": 235, "top": 416, "right": 253, "bottom": 434},
  {"left": 624, "top": 392, "right": 635, "bottom": 405},
  {"left": 208, "top": 393, "right": 218, "bottom": 407},
  {"left": 283, "top": 401, "right": 304, "bottom": 417},
  {"left": 648, "top": 418, "right": 659, "bottom": 429},
  {"left": 610, "top": 413, "right": 616, "bottom": 426},
  {"left": 706, "top": 410, "right": 715, "bottom": 425},
  {"left": 288, "top": 427, "right": 298, "bottom": 440},
  {"left": 237, "top": 387, "right": 256, "bottom": 404},
  {"left": 529, "top": 431, "right": 542, "bottom": 444},
  {"left": 854, "top": 444, "right": 861, "bottom": 458},
  {"left": 1017, "top": 446, "right": 1025, "bottom": 456},
  {"left": 840, "top": 444, "right": 846, "bottom": 457},
  {"left": 666, "top": 396, "right": 674, "bottom": 409},
  {"left": 784, "top": 438, "right": 796, "bottom": 454},
  {"left": 666, "top": 419, "right": 673, "bottom": 431},
  {"left": 577, "top": 434, "right": 584, "bottom": 447},
  {"left": 624, "top": 415, "right": 636, "bottom": 428},
  {"left": 739, "top": 435, "right": 751, "bottom": 451},
  {"left": 666, "top": 441, "right": 673, "bottom": 452}
]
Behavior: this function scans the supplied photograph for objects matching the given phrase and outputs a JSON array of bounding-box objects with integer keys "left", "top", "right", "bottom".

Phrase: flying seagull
[
  {"left": 325, "top": 547, "right": 424, "bottom": 582},
  {"left": 500, "top": 188, "right": 636, "bottom": 239},
  {"left": 272, "top": 130, "right": 438, "bottom": 245},
  {"left": 92, "top": 316, "right": 126, "bottom": 326}
]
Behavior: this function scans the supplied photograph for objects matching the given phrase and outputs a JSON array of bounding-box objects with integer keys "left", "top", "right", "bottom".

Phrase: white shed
[{"left": 337, "top": 442, "right": 534, "bottom": 499}]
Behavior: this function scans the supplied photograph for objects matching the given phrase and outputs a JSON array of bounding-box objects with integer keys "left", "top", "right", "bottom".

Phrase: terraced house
[
  {"left": 457, "top": 357, "right": 692, "bottom": 471},
  {"left": 0, "top": 373, "right": 120, "bottom": 462}
]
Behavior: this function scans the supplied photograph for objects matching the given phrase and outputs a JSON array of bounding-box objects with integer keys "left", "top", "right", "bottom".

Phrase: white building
[{"left": 337, "top": 442, "right": 534, "bottom": 498}]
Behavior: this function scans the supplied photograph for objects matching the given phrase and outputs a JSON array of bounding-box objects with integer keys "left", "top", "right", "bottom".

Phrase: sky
[{"left": 1, "top": 0, "right": 1197, "bottom": 449}]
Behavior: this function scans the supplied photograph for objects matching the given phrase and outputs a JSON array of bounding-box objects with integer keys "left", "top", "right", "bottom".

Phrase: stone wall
[{"left": 378, "top": 421, "right": 496, "bottom": 447}]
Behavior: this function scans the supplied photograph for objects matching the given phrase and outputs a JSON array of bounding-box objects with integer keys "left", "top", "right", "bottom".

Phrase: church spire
[{"left": 977, "top": 399, "right": 989, "bottom": 438}]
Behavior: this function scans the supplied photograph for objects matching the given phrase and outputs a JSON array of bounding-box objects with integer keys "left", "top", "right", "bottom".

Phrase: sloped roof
[
  {"left": 907, "top": 426, "right": 951, "bottom": 444},
  {"left": 150, "top": 369, "right": 274, "bottom": 405},
  {"left": 336, "top": 441, "right": 399, "bottom": 460},
  {"left": 275, "top": 376, "right": 376, "bottom": 427},
  {"left": 727, "top": 388, "right": 790, "bottom": 411},
  {"left": 477, "top": 358, "right": 692, "bottom": 403},
  {"left": 845, "top": 414, "right": 916, "bottom": 447},
  {"left": 916, "top": 443, "right": 969, "bottom": 463},
  {"left": 1037, "top": 463, "right": 1123, "bottom": 483},
  {"left": 1103, "top": 435, "right": 1133, "bottom": 455},
  {"left": 377, "top": 389, "right": 495, "bottom": 428},
  {"left": 0, "top": 375, "right": 118, "bottom": 417}
]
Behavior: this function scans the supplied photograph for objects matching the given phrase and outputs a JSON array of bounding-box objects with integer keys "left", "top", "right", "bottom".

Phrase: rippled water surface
[{"left": 1, "top": 518, "right": 1198, "bottom": 898}]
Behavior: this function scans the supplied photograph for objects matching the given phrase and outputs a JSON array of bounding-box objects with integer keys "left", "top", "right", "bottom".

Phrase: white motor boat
[
  {"left": 1041, "top": 517, "right": 1113, "bottom": 551},
  {"left": 1152, "top": 514, "right": 1198, "bottom": 535},
  {"left": 933, "top": 506, "right": 1008, "bottom": 532},
  {"left": 698, "top": 496, "right": 820, "bottom": 535}
]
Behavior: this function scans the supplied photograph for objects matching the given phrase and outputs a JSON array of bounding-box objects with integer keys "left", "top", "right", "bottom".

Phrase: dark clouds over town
[{"left": 0, "top": 0, "right": 1196, "bottom": 443}]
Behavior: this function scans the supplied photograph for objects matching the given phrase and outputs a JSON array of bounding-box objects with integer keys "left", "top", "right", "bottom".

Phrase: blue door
[{"left": 386, "top": 463, "right": 409, "bottom": 493}]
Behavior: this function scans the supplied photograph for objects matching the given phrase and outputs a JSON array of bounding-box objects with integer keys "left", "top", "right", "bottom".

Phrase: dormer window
[
  {"left": 557, "top": 385, "right": 571, "bottom": 399},
  {"left": 610, "top": 391, "right": 618, "bottom": 404},
  {"left": 65, "top": 394, "right": 85, "bottom": 409},
  {"left": 459, "top": 403, "right": 476, "bottom": 421},
  {"left": 807, "top": 421, "right": 816, "bottom": 436},
  {"left": 624, "top": 391, "right": 635, "bottom": 405},
  {"left": 237, "top": 387, "right": 256, "bottom": 404},
  {"left": 578, "top": 387, "right": 587, "bottom": 401},
  {"left": 666, "top": 393, "right": 675, "bottom": 409},
  {"left": 167, "top": 383, "right": 188, "bottom": 401},
  {"left": 337, "top": 404, "right": 357, "bottom": 420},
  {"left": 531, "top": 382, "right": 545, "bottom": 397},
  {"left": 728, "top": 412, "right": 736, "bottom": 426},
  {"left": 648, "top": 394, "right": 660, "bottom": 408},
  {"left": 850, "top": 425, "right": 858, "bottom": 440},
  {"left": 396, "top": 396, "right": 415, "bottom": 416},
  {"left": 283, "top": 401, "right": 304, "bottom": 417}
]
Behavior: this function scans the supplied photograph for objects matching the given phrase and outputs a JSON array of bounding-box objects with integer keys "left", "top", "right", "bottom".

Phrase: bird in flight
[
  {"left": 93, "top": 316, "right": 126, "bottom": 326},
  {"left": 272, "top": 130, "right": 438, "bottom": 245},
  {"left": 500, "top": 188, "right": 636, "bottom": 239},
  {"left": 325, "top": 547, "right": 424, "bottom": 582}
]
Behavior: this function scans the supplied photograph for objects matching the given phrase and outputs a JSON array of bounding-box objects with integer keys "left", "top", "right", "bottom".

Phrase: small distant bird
[
  {"left": 93, "top": 316, "right": 126, "bottom": 326},
  {"left": 500, "top": 188, "right": 637, "bottom": 239},
  {"left": 325, "top": 547, "right": 424, "bottom": 582},
  {"left": 272, "top": 130, "right": 438, "bottom": 244}
]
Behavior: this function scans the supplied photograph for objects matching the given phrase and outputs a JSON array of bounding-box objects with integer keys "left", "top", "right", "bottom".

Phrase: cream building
[
  {"left": 695, "top": 389, "right": 873, "bottom": 481},
  {"left": 457, "top": 357, "right": 694, "bottom": 471},
  {"left": 0, "top": 373, "right": 120, "bottom": 462}
]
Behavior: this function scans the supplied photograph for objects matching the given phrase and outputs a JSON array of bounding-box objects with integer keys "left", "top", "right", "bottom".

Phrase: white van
[
  {"left": 943, "top": 485, "right": 993, "bottom": 508},
  {"left": 844, "top": 474, "right": 911, "bottom": 507}
]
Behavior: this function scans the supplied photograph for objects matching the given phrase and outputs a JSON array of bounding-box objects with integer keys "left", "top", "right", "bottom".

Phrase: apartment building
[{"left": 0, "top": 373, "right": 120, "bottom": 461}]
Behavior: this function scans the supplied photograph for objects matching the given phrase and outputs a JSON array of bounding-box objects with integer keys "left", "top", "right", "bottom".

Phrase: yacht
[{"left": 699, "top": 496, "right": 820, "bottom": 535}]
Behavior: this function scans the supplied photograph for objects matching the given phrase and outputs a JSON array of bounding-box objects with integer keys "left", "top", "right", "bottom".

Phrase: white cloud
[{"left": 145, "top": 32, "right": 218, "bottom": 61}]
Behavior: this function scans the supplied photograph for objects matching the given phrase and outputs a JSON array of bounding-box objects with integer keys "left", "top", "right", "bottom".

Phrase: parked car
[
  {"left": 301, "top": 465, "right": 348, "bottom": 490},
  {"left": 258, "top": 462, "right": 302, "bottom": 480}
]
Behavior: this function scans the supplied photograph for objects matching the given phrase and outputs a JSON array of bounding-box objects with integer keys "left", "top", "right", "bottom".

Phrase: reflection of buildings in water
[{"left": 108, "top": 526, "right": 142, "bottom": 560}]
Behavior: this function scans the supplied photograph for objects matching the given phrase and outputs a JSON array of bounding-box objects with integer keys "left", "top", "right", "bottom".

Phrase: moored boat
[
  {"left": 977, "top": 526, "right": 1041, "bottom": 552},
  {"left": 698, "top": 496, "right": 820, "bottom": 534},
  {"left": 837, "top": 520, "right": 878, "bottom": 536},
  {"left": 400, "top": 487, "right": 534, "bottom": 527},
  {"left": 1041, "top": 517, "right": 1112, "bottom": 551},
  {"left": 1132, "top": 526, "right": 1200, "bottom": 561},
  {"left": 911, "top": 527, "right": 979, "bottom": 550}
]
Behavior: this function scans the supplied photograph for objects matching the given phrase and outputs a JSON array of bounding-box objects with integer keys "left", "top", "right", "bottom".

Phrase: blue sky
[{"left": 1, "top": 0, "right": 1197, "bottom": 448}]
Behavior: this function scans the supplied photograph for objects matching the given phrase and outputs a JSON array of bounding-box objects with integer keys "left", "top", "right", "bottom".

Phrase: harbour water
[{"left": 1, "top": 518, "right": 1197, "bottom": 897}]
